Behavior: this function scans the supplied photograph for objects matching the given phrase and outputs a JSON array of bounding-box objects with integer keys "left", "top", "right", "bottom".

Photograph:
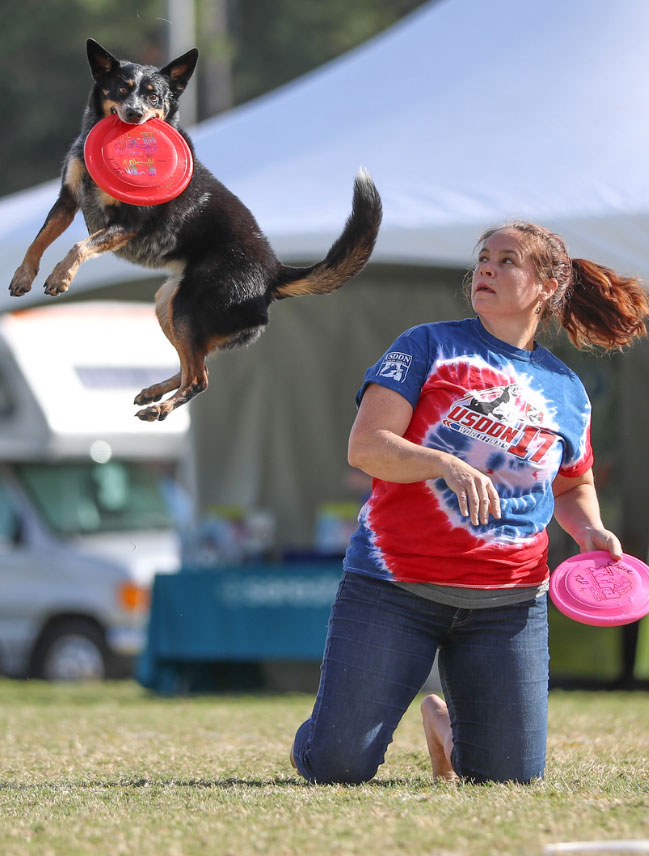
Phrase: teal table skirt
[{"left": 136, "top": 563, "right": 342, "bottom": 694}]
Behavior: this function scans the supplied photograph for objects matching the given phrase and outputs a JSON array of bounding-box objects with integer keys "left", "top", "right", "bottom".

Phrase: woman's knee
[
  {"left": 457, "top": 766, "right": 544, "bottom": 785},
  {"left": 292, "top": 720, "right": 382, "bottom": 785},
  {"left": 299, "top": 752, "right": 380, "bottom": 785},
  {"left": 452, "top": 744, "right": 545, "bottom": 785}
]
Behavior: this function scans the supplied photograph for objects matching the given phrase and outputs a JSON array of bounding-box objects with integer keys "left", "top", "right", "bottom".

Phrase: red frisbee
[
  {"left": 84, "top": 114, "right": 193, "bottom": 205},
  {"left": 550, "top": 551, "right": 649, "bottom": 626}
]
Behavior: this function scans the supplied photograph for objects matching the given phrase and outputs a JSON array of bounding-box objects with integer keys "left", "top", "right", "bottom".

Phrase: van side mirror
[
  {"left": 0, "top": 486, "right": 23, "bottom": 548},
  {"left": 9, "top": 514, "right": 24, "bottom": 546}
]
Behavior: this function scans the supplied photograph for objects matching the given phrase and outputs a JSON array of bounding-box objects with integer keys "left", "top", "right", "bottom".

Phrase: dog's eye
[
  {"left": 149, "top": 94, "right": 159, "bottom": 105},
  {"left": 119, "top": 87, "right": 128, "bottom": 95}
]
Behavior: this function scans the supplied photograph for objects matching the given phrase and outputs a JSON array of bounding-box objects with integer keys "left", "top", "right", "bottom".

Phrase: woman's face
[{"left": 471, "top": 229, "right": 549, "bottom": 325}]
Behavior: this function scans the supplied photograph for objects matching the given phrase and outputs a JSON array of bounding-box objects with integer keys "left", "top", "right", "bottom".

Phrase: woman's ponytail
[
  {"left": 475, "top": 222, "right": 649, "bottom": 353},
  {"left": 563, "top": 258, "right": 649, "bottom": 351}
]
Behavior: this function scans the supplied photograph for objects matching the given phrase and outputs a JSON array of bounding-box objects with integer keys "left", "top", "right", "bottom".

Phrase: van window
[{"left": 15, "top": 462, "right": 174, "bottom": 535}]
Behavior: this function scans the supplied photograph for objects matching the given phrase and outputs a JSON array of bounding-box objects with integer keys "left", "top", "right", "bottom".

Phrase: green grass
[{"left": 0, "top": 680, "right": 648, "bottom": 855}]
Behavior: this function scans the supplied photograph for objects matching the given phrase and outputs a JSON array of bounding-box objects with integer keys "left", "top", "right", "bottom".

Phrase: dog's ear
[
  {"left": 160, "top": 49, "right": 199, "bottom": 95},
  {"left": 87, "top": 39, "right": 121, "bottom": 81}
]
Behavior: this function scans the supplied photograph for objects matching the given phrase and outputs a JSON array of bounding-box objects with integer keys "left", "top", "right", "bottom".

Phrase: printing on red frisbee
[
  {"left": 84, "top": 114, "right": 193, "bottom": 205},
  {"left": 549, "top": 550, "right": 649, "bottom": 626}
]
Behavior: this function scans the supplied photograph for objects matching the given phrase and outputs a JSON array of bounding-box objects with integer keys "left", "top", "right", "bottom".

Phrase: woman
[{"left": 291, "top": 222, "right": 649, "bottom": 785}]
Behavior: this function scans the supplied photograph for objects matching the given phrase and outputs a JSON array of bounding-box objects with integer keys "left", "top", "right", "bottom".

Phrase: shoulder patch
[{"left": 378, "top": 351, "right": 412, "bottom": 382}]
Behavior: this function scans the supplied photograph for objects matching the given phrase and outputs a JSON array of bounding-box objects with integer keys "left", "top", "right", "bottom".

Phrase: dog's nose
[{"left": 124, "top": 107, "right": 144, "bottom": 123}]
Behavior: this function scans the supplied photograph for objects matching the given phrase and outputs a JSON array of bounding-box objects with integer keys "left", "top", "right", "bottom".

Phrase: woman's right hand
[
  {"left": 438, "top": 455, "right": 501, "bottom": 526},
  {"left": 348, "top": 385, "right": 501, "bottom": 526}
]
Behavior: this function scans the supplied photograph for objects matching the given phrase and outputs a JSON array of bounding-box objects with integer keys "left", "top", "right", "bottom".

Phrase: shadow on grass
[{"left": 0, "top": 775, "right": 436, "bottom": 791}]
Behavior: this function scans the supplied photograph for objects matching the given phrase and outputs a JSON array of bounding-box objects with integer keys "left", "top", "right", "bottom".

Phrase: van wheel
[{"left": 32, "top": 620, "right": 108, "bottom": 681}]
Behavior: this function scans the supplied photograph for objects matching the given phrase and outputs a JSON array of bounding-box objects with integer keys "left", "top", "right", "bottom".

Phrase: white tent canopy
[{"left": 3, "top": 0, "right": 649, "bottom": 317}]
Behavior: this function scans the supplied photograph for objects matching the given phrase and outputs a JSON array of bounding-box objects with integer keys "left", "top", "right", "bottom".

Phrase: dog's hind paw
[
  {"left": 134, "top": 373, "right": 181, "bottom": 406},
  {"left": 134, "top": 390, "right": 162, "bottom": 406},
  {"left": 135, "top": 404, "right": 168, "bottom": 422}
]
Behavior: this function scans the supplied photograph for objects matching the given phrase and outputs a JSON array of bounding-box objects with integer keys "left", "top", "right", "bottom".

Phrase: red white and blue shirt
[{"left": 344, "top": 318, "right": 593, "bottom": 589}]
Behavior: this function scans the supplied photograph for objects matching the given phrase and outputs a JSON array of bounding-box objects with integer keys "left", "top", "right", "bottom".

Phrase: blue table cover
[{"left": 136, "top": 563, "right": 341, "bottom": 694}]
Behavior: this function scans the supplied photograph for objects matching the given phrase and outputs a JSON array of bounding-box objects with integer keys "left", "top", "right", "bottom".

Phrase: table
[{"left": 136, "top": 562, "right": 341, "bottom": 694}]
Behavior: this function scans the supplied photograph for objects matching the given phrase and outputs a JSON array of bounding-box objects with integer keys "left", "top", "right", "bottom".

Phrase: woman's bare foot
[
  {"left": 289, "top": 743, "right": 297, "bottom": 769},
  {"left": 421, "top": 694, "right": 458, "bottom": 781}
]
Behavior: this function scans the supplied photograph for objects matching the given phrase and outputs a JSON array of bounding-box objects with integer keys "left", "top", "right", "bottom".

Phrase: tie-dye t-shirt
[{"left": 344, "top": 318, "right": 593, "bottom": 588}]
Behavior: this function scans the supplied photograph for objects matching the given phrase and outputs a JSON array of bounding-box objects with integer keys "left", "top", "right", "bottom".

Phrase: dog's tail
[{"left": 271, "top": 169, "right": 382, "bottom": 300}]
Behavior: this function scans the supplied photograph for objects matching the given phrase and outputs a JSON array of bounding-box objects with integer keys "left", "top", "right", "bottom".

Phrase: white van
[{"left": 0, "top": 301, "right": 191, "bottom": 680}]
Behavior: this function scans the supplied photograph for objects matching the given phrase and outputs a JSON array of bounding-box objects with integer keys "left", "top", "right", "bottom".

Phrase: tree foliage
[
  {"left": 1, "top": 0, "right": 426, "bottom": 195},
  {"left": 226, "top": 0, "right": 427, "bottom": 105},
  {"left": 2, "top": 0, "right": 166, "bottom": 194}
]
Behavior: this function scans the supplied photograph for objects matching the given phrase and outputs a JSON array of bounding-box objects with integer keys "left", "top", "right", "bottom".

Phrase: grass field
[{"left": 0, "top": 679, "right": 648, "bottom": 856}]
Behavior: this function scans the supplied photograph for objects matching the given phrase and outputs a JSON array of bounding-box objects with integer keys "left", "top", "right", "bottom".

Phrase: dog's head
[{"left": 86, "top": 38, "right": 198, "bottom": 126}]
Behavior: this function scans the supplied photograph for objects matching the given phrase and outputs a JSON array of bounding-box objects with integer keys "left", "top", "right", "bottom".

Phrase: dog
[{"left": 9, "top": 39, "right": 382, "bottom": 421}]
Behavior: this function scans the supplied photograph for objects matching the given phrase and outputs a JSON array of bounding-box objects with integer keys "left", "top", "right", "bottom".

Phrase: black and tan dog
[{"left": 10, "top": 39, "right": 382, "bottom": 421}]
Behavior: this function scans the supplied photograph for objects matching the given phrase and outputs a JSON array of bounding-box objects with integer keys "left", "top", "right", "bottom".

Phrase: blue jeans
[{"left": 292, "top": 571, "right": 549, "bottom": 784}]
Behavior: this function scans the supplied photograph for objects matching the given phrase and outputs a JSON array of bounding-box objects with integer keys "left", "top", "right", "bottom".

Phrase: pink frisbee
[
  {"left": 84, "top": 114, "right": 193, "bottom": 205},
  {"left": 550, "top": 551, "right": 649, "bottom": 626}
]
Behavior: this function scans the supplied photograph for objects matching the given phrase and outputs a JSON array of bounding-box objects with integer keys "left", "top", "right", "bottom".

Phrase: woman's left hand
[
  {"left": 577, "top": 526, "right": 623, "bottom": 560},
  {"left": 553, "top": 470, "right": 623, "bottom": 560}
]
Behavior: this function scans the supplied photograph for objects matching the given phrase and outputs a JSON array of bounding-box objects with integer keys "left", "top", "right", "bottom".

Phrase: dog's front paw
[
  {"left": 9, "top": 265, "right": 37, "bottom": 296},
  {"left": 44, "top": 268, "right": 72, "bottom": 296},
  {"left": 135, "top": 404, "right": 169, "bottom": 422}
]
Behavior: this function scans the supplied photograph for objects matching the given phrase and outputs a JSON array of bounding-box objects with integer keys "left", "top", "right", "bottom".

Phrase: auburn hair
[{"left": 473, "top": 222, "right": 649, "bottom": 351}]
